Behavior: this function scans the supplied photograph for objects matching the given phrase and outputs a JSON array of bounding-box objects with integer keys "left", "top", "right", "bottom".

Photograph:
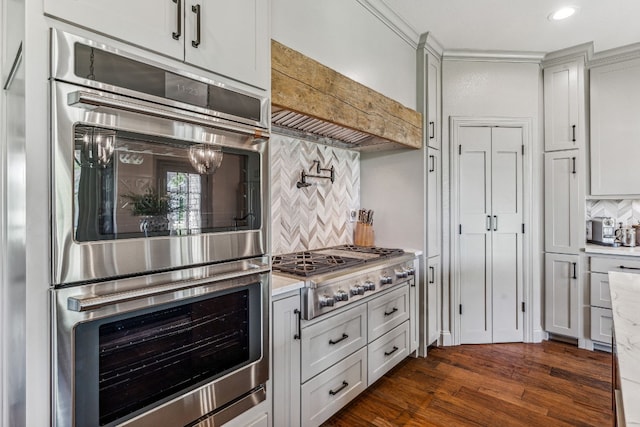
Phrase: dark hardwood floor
[{"left": 322, "top": 341, "right": 613, "bottom": 427}]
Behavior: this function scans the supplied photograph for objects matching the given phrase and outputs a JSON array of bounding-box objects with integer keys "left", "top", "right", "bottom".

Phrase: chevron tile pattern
[
  {"left": 587, "top": 199, "right": 640, "bottom": 226},
  {"left": 270, "top": 134, "right": 360, "bottom": 255}
]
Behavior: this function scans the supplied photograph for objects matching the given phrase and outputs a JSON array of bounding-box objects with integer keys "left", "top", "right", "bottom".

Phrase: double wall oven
[{"left": 50, "top": 30, "right": 270, "bottom": 426}]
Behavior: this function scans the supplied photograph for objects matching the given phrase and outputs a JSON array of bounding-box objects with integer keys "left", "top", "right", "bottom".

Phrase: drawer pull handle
[
  {"left": 192, "top": 4, "right": 201, "bottom": 48},
  {"left": 619, "top": 265, "right": 640, "bottom": 271},
  {"left": 329, "top": 333, "right": 349, "bottom": 345},
  {"left": 572, "top": 262, "right": 577, "bottom": 279},
  {"left": 329, "top": 381, "right": 349, "bottom": 396},
  {"left": 384, "top": 307, "right": 398, "bottom": 317},
  {"left": 384, "top": 346, "right": 399, "bottom": 356}
]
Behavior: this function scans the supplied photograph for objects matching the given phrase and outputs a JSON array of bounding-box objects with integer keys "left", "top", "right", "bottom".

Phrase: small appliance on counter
[{"left": 588, "top": 217, "right": 618, "bottom": 246}]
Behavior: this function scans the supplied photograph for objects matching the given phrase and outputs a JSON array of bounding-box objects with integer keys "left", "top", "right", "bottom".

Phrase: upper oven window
[{"left": 73, "top": 124, "right": 262, "bottom": 242}]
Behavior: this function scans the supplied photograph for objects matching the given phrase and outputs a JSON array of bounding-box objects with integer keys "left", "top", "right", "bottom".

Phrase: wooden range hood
[{"left": 271, "top": 40, "right": 422, "bottom": 151}]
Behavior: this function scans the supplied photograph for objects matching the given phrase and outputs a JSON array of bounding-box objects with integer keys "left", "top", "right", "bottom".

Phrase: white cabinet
[
  {"left": 590, "top": 307, "right": 613, "bottom": 344},
  {"left": 43, "top": 0, "right": 269, "bottom": 89},
  {"left": 590, "top": 56, "right": 640, "bottom": 196},
  {"left": 544, "top": 150, "right": 583, "bottom": 254},
  {"left": 367, "top": 322, "right": 409, "bottom": 386},
  {"left": 367, "top": 285, "right": 409, "bottom": 342},
  {"left": 409, "top": 262, "right": 419, "bottom": 353},
  {"left": 545, "top": 253, "right": 580, "bottom": 338},
  {"left": 417, "top": 34, "right": 442, "bottom": 150},
  {"left": 427, "top": 148, "right": 441, "bottom": 257},
  {"left": 300, "top": 348, "right": 367, "bottom": 427},
  {"left": 301, "top": 303, "right": 367, "bottom": 382},
  {"left": 272, "top": 293, "right": 301, "bottom": 427},
  {"left": 457, "top": 126, "right": 524, "bottom": 344},
  {"left": 543, "top": 59, "right": 586, "bottom": 151},
  {"left": 426, "top": 256, "right": 440, "bottom": 346}
]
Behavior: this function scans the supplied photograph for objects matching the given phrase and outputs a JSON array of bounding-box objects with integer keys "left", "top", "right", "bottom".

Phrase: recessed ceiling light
[{"left": 548, "top": 6, "right": 579, "bottom": 21}]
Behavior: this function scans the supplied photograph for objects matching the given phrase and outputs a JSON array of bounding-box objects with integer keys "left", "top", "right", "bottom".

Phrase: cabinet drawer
[
  {"left": 591, "top": 256, "right": 640, "bottom": 273},
  {"left": 301, "top": 348, "right": 367, "bottom": 427},
  {"left": 368, "top": 285, "right": 410, "bottom": 342},
  {"left": 368, "top": 321, "right": 409, "bottom": 386},
  {"left": 590, "top": 307, "right": 613, "bottom": 344},
  {"left": 301, "top": 303, "right": 367, "bottom": 382},
  {"left": 590, "top": 272, "right": 612, "bottom": 309}
]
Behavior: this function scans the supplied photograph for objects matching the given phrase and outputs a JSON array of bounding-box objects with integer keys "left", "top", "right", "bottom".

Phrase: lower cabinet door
[
  {"left": 301, "top": 348, "right": 368, "bottom": 427},
  {"left": 367, "top": 321, "right": 409, "bottom": 386},
  {"left": 301, "top": 303, "right": 367, "bottom": 382},
  {"left": 590, "top": 307, "right": 613, "bottom": 344},
  {"left": 368, "top": 285, "right": 410, "bottom": 342}
]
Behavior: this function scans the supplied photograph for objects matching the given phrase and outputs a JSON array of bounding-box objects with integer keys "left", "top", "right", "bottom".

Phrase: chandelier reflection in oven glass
[
  {"left": 188, "top": 143, "right": 223, "bottom": 175},
  {"left": 74, "top": 126, "right": 116, "bottom": 168}
]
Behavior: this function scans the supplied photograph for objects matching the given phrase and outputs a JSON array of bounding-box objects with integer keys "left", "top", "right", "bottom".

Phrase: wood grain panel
[{"left": 272, "top": 40, "right": 422, "bottom": 149}]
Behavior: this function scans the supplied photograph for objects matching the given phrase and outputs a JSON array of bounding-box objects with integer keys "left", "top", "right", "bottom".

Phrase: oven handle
[
  {"left": 67, "top": 90, "right": 263, "bottom": 138},
  {"left": 67, "top": 263, "right": 270, "bottom": 312}
]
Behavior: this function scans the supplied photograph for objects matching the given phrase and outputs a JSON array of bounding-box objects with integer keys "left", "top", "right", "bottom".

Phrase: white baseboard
[
  {"left": 440, "top": 331, "right": 453, "bottom": 346},
  {"left": 532, "top": 328, "right": 545, "bottom": 343}
]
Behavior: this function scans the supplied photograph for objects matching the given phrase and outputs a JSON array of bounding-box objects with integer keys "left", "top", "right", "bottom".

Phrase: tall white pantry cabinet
[
  {"left": 417, "top": 33, "right": 443, "bottom": 353},
  {"left": 542, "top": 48, "right": 588, "bottom": 343}
]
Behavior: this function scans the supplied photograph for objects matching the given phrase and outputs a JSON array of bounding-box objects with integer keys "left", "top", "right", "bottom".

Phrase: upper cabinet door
[
  {"left": 44, "top": 0, "right": 183, "bottom": 60},
  {"left": 426, "top": 53, "right": 441, "bottom": 150},
  {"left": 184, "top": 0, "right": 269, "bottom": 89},
  {"left": 543, "top": 60, "right": 585, "bottom": 151},
  {"left": 590, "top": 57, "right": 640, "bottom": 196}
]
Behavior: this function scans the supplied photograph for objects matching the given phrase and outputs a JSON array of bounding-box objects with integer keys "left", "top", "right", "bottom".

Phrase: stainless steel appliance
[
  {"left": 589, "top": 217, "right": 617, "bottom": 246},
  {"left": 50, "top": 29, "right": 269, "bottom": 285},
  {"left": 272, "top": 245, "right": 417, "bottom": 320},
  {"left": 52, "top": 258, "right": 270, "bottom": 427}
]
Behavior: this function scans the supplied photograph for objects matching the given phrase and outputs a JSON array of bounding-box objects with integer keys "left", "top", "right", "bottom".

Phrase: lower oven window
[{"left": 73, "top": 283, "right": 262, "bottom": 426}]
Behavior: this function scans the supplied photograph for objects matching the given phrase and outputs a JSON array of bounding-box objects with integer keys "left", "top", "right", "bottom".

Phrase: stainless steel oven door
[
  {"left": 51, "top": 80, "right": 269, "bottom": 285},
  {"left": 52, "top": 258, "right": 270, "bottom": 427}
]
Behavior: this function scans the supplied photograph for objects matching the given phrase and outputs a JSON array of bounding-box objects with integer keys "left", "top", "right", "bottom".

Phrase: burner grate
[{"left": 271, "top": 245, "right": 404, "bottom": 277}]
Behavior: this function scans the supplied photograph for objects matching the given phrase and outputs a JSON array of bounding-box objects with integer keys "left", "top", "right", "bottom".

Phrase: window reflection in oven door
[{"left": 52, "top": 259, "right": 269, "bottom": 427}]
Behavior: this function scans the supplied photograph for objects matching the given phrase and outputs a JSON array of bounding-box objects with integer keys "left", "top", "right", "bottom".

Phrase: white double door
[{"left": 457, "top": 126, "right": 524, "bottom": 344}]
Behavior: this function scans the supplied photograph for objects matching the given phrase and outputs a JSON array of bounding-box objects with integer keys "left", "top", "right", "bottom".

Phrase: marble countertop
[
  {"left": 585, "top": 243, "right": 640, "bottom": 257},
  {"left": 609, "top": 271, "right": 640, "bottom": 426},
  {"left": 271, "top": 273, "right": 305, "bottom": 297}
]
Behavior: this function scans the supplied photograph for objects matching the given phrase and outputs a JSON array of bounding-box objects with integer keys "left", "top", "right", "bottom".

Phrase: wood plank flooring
[{"left": 322, "top": 341, "right": 613, "bottom": 427}]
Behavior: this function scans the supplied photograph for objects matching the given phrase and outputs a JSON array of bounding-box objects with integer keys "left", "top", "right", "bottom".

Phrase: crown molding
[
  {"left": 542, "top": 42, "right": 593, "bottom": 68},
  {"left": 418, "top": 32, "right": 444, "bottom": 57},
  {"left": 589, "top": 42, "right": 640, "bottom": 68},
  {"left": 443, "top": 49, "right": 545, "bottom": 63},
  {"left": 356, "top": 0, "right": 420, "bottom": 48}
]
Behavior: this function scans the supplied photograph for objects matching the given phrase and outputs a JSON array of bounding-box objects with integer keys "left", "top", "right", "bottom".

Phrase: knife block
[{"left": 354, "top": 223, "right": 374, "bottom": 247}]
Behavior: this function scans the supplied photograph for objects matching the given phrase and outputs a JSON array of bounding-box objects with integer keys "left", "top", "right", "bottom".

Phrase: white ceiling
[{"left": 381, "top": 0, "right": 640, "bottom": 54}]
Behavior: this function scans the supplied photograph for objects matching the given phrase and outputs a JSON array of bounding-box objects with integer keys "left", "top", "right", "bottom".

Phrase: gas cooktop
[{"left": 271, "top": 245, "right": 405, "bottom": 277}]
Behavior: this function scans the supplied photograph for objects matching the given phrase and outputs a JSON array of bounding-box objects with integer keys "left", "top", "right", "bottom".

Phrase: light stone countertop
[
  {"left": 271, "top": 273, "right": 304, "bottom": 297},
  {"left": 585, "top": 243, "right": 640, "bottom": 257},
  {"left": 609, "top": 271, "right": 640, "bottom": 426}
]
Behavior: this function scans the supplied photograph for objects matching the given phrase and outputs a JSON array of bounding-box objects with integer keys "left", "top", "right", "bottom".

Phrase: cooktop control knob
[
  {"left": 363, "top": 281, "right": 376, "bottom": 291},
  {"left": 380, "top": 275, "right": 393, "bottom": 285},
  {"left": 395, "top": 269, "right": 408, "bottom": 279},
  {"left": 334, "top": 290, "right": 349, "bottom": 302},
  {"left": 405, "top": 267, "right": 415, "bottom": 276},
  {"left": 319, "top": 295, "right": 335, "bottom": 307},
  {"left": 350, "top": 285, "right": 365, "bottom": 296}
]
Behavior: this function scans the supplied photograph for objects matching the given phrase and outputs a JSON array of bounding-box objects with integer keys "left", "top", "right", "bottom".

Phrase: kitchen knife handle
[
  {"left": 192, "top": 4, "right": 201, "bottom": 48},
  {"left": 293, "top": 309, "right": 301, "bottom": 340},
  {"left": 572, "top": 157, "right": 576, "bottom": 174},
  {"left": 572, "top": 262, "right": 577, "bottom": 279},
  {"left": 493, "top": 215, "right": 498, "bottom": 231},
  {"left": 429, "top": 155, "right": 435, "bottom": 172},
  {"left": 172, "top": 0, "right": 182, "bottom": 40},
  {"left": 572, "top": 124, "right": 576, "bottom": 142},
  {"left": 429, "top": 121, "right": 435, "bottom": 139}
]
